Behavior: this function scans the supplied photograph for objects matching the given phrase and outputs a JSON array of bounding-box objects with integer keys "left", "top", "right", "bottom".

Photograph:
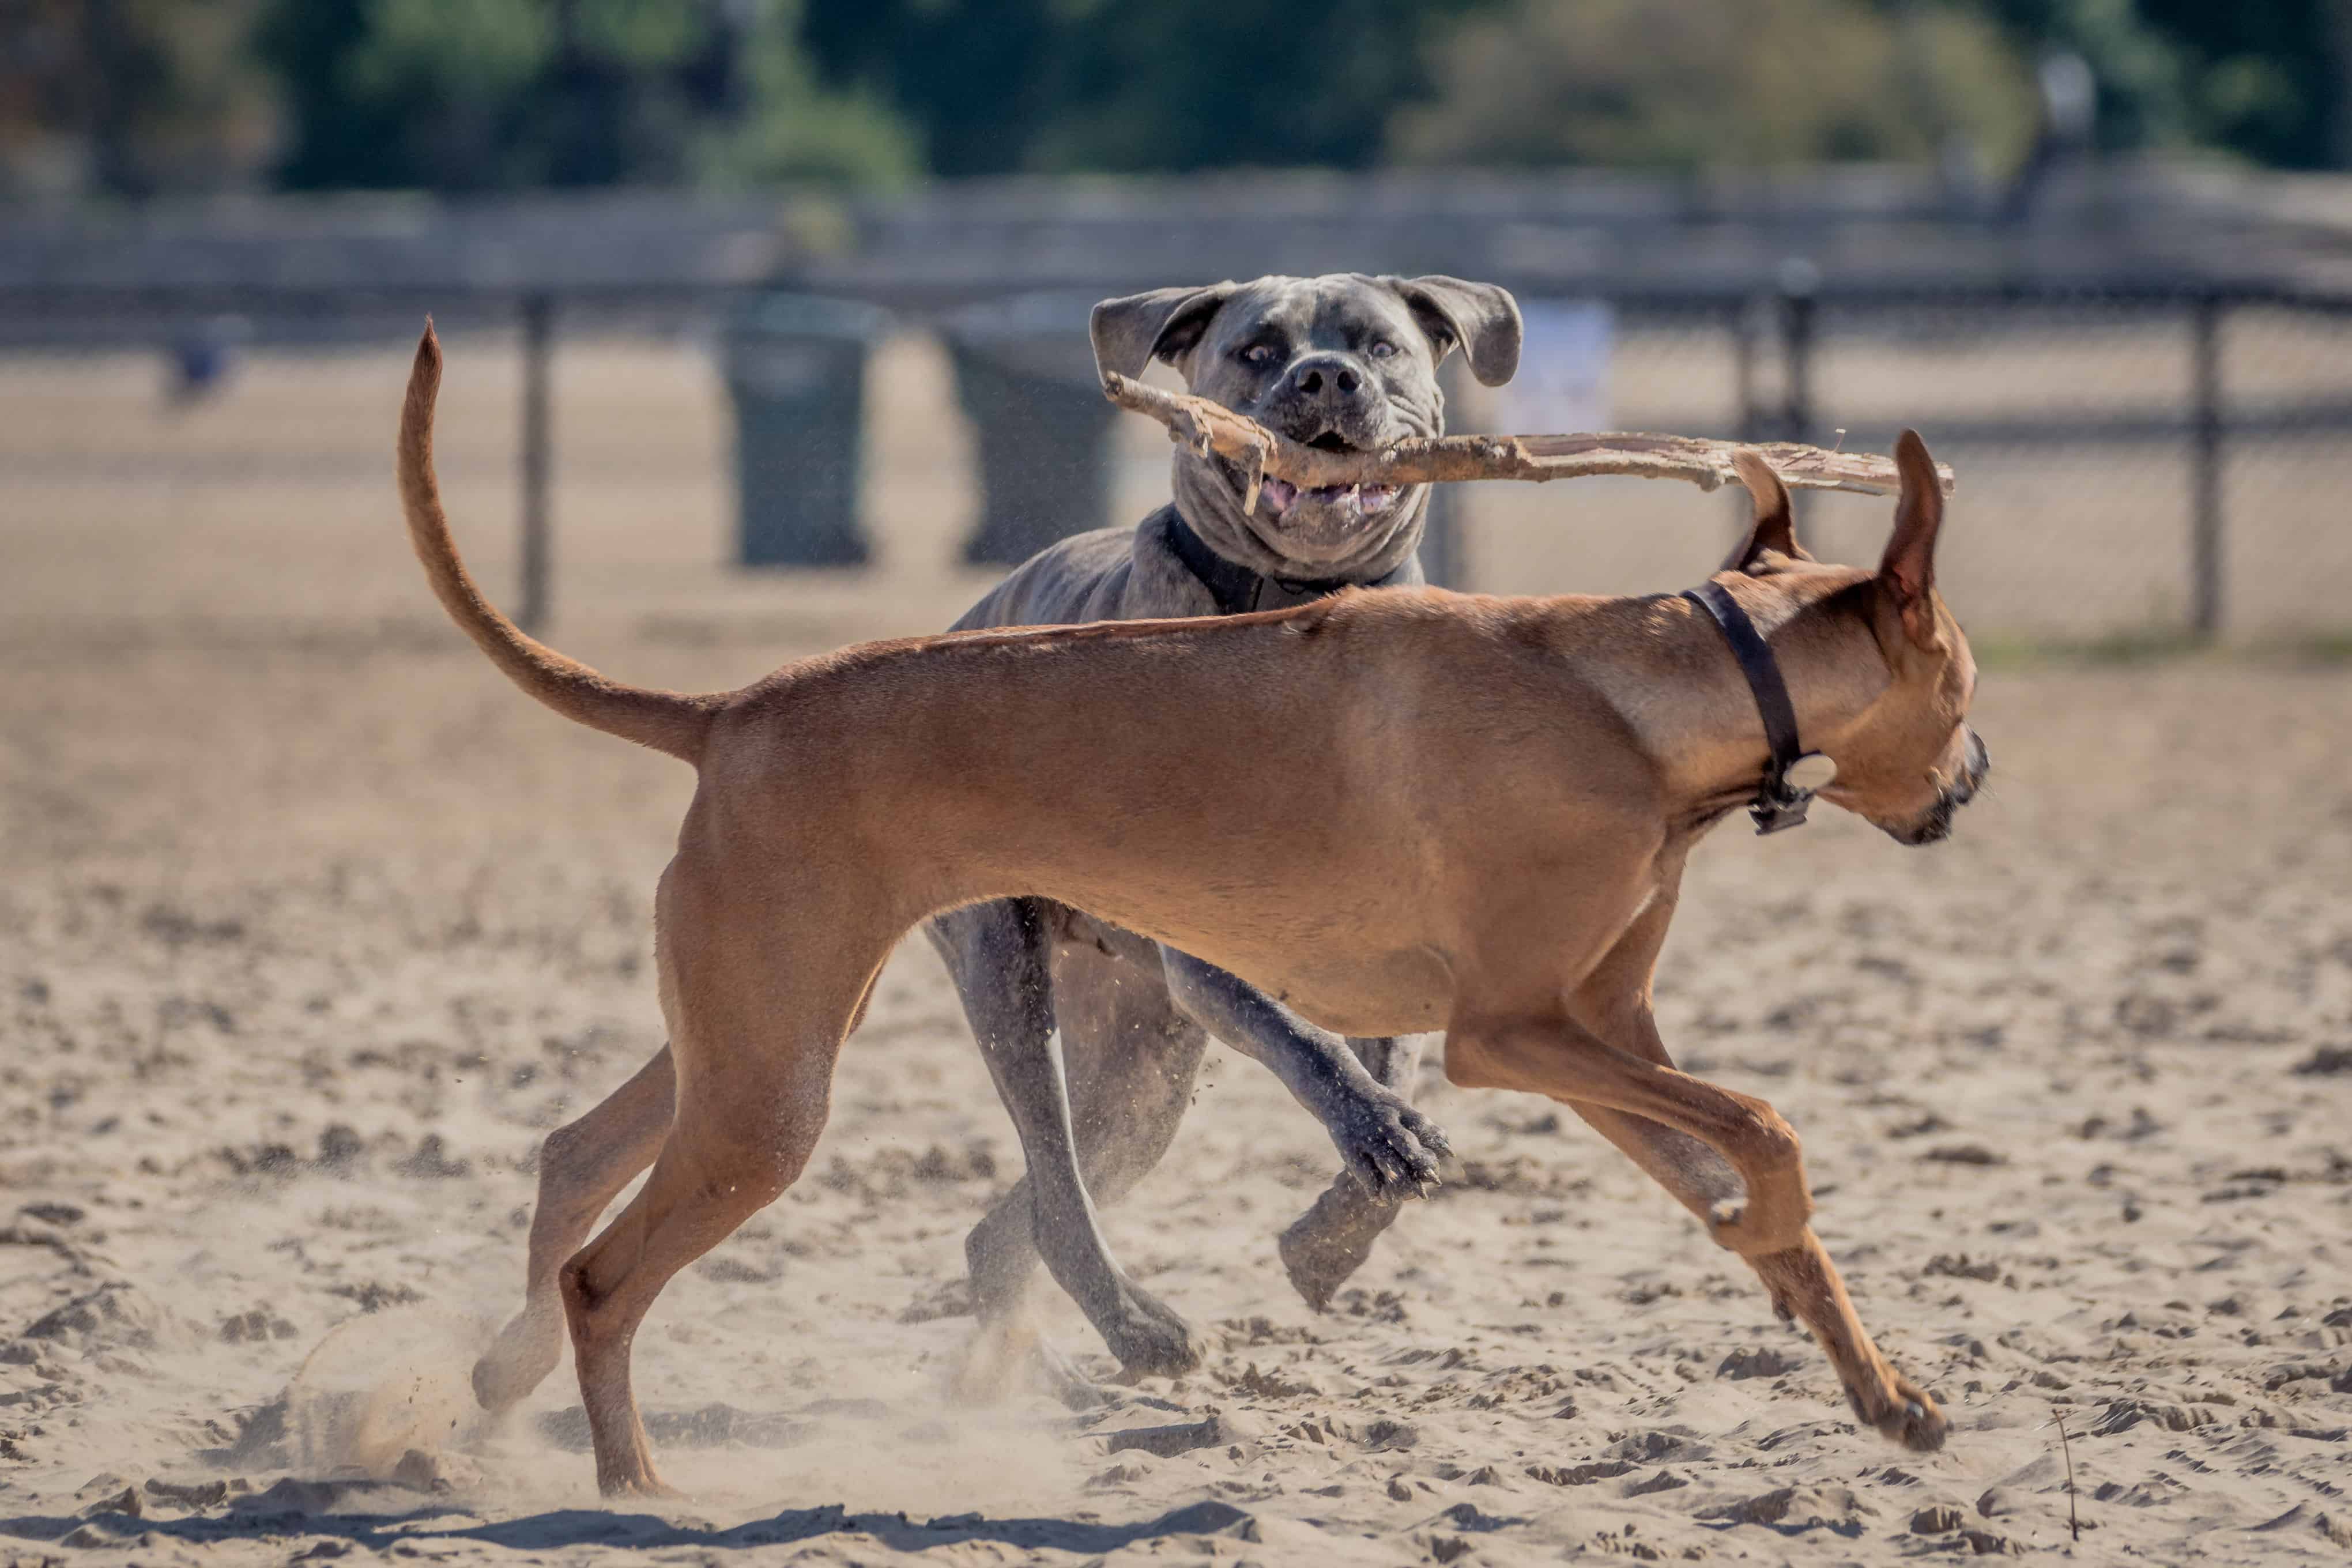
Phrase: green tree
[
  {"left": 2121, "top": 0, "right": 2342, "bottom": 167},
  {"left": 1038, "top": 0, "right": 1492, "bottom": 172},
  {"left": 259, "top": 0, "right": 913, "bottom": 192},
  {"left": 1389, "top": 0, "right": 2039, "bottom": 174},
  {"left": 798, "top": 0, "right": 1492, "bottom": 175},
  {"left": 1980, "top": 0, "right": 2346, "bottom": 168},
  {"left": 696, "top": 6, "right": 919, "bottom": 189},
  {"left": 1, "top": 0, "right": 278, "bottom": 196},
  {"left": 798, "top": 0, "right": 1066, "bottom": 179}
]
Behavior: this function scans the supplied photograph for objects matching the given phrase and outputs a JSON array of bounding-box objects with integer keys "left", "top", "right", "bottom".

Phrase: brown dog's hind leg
[
  {"left": 473, "top": 1046, "right": 676, "bottom": 1414},
  {"left": 560, "top": 854, "right": 875, "bottom": 1497},
  {"left": 561, "top": 1080, "right": 819, "bottom": 1497}
]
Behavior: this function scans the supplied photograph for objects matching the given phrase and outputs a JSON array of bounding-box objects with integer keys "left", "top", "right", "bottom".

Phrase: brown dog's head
[
  {"left": 1091, "top": 274, "right": 1521, "bottom": 580},
  {"left": 1723, "top": 432, "right": 1988, "bottom": 846}
]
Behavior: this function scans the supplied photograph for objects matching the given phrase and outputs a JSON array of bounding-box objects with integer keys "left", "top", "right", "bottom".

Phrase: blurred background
[{"left": 7, "top": 0, "right": 2352, "bottom": 648}]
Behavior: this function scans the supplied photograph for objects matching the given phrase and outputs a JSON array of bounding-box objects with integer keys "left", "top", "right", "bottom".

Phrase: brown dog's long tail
[{"left": 398, "top": 323, "right": 718, "bottom": 764}]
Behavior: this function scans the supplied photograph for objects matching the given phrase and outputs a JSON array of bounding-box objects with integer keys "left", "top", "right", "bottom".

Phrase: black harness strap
[
  {"left": 1164, "top": 508, "right": 1412, "bottom": 616},
  {"left": 1682, "top": 581, "right": 1832, "bottom": 835}
]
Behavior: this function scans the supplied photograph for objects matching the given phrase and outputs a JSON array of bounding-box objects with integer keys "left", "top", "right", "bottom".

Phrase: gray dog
[
  {"left": 468, "top": 274, "right": 1527, "bottom": 1419},
  {"left": 933, "top": 273, "right": 1524, "bottom": 1392}
]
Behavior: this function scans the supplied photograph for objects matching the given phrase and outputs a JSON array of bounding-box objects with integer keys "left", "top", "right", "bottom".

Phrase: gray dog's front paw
[
  {"left": 1329, "top": 1088, "right": 1450, "bottom": 1198},
  {"left": 1095, "top": 1278, "right": 1208, "bottom": 1381}
]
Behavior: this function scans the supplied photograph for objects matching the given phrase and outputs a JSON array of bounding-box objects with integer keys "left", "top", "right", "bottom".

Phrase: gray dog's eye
[
  {"left": 1239, "top": 343, "right": 1277, "bottom": 367},
  {"left": 1368, "top": 340, "right": 1398, "bottom": 360}
]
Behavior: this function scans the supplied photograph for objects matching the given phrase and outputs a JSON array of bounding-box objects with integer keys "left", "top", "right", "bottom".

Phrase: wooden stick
[{"left": 1101, "top": 372, "right": 1955, "bottom": 515}]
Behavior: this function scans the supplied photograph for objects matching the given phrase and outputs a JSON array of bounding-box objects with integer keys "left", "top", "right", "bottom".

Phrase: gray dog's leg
[
  {"left": 1157, "top": 948, "right": 1449, "bottom": 1199},
  {"left": 1277, "top": 1031, "right": 1439, "bottom": 1310},
  {"left": 925, "top": 900, "right": 1204, "bottom": 1382},
  {"left": 958, "top": 944, "right": 1450, "bottom": 1377},
  {"left": 957, "top": 927, "right": 1215, "bottom": 1398}
]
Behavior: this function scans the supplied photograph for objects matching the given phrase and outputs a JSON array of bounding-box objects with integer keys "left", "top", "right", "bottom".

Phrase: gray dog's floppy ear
[
  {"left": 1721, "top": 449, "right": 1811, "bottom": 571},
  {"left": 1090, "top": 284, "right": 1239, "bottom": 383},
  {"left": 1383, "top": 276, "right": 1522, "bottom": 386}
]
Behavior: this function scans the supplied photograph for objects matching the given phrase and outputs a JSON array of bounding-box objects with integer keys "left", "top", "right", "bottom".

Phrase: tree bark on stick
[{"left": 1102, "top": 371, "right": 1954, "bottom": 515}]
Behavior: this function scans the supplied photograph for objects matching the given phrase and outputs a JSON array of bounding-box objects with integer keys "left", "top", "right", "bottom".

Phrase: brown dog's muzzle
[{"left": 1887, "top": 729, "right": 1989, "bottom": 846}]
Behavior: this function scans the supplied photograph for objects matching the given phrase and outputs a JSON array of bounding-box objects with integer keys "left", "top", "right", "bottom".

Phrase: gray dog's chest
[
  {"left": 1156, "top": 508, "right": 1422, "bottom": 616},
  {"left": 952, "top": 505, "right": 1422, "bottom": 635}
]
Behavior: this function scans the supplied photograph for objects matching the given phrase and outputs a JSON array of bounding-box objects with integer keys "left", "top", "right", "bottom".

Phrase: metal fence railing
[
  {"left": 1461, "top": 284, "right": 2352, "bottom": 642},
  {"left": 3, "top": 280, "right": 2347, "bottom": 647}
]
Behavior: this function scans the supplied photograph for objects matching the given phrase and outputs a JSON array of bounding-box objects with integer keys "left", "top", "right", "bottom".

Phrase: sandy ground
[{"left": 3, "top": 336, "right": 2351, "bottom": 1565}]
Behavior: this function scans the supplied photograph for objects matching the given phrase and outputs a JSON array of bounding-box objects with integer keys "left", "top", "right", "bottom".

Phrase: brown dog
[
  {"left": 469, "top": 277, "right": 1520, "bottom": 1423},
  {"left": 397, "top": 327, "right": 1982, "bottom": 1495}
]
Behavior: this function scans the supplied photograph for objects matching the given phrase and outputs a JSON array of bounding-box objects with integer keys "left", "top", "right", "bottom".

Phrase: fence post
[
  {"left": 518, "top": 292, "right": 555, "bottom": 635},
  {"left": 2189, "top": 293, "right": 2225, "bottom": 640},
  {"left": 1733, "top": 299, "right": 1762, "bottom": 443},
  {"left": 1778, "top": 286, "right": 1815, "bottom": 445},
  {"left": 1732, "top": 297, "right": 1765, "bottom": 534},
  {"left": 1776, "top": 270, "right": 1818, "bottom": 536}
]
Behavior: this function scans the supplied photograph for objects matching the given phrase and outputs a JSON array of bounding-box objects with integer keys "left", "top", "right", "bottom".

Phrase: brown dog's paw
[
  {"left": 472, "top": 1311, "right": 563, "bottom": 1414},
  {"left": 1848, "top": 1374, "right": 1948, "bottom": 1453},
  {"left": 597, "top": 1466, "right": 685, "bottom": 1501}
]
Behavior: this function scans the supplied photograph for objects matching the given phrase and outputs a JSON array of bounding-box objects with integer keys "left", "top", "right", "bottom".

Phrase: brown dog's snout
[
  {"left": 1955, "top": 730, "right": 1989, "bottom": 803},
  {"left": 1887, "top": 730, "right": 1988, "bottom": 846}
]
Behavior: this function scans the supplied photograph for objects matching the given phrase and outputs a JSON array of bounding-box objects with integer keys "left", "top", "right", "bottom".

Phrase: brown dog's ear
[
  {"left": 1878, "top": 429, "right": 1946, "bottom": 649},
  {"left": 1381, "top": 276, "right": 1522, "bottom": 386},
  {"left": 1721, "top": 448, "right": 1810, "bottom": 571},
  {"left": 1090, "top": 284, "right": 1239, "bottom": 383}
]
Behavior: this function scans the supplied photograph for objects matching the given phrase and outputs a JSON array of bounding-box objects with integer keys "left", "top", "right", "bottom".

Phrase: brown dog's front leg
[
  {"left": 1456, "top": 1017, "right": 1947, "bottom": 1452},
  {"left": 1559, "top": 928, "right": 1948, "bottom": 1455},
  {"left": 1568, "top": 1099, "right": 1943, "bottom": 1450},
  {"left": 1746, "top": 1234, "right": 1946, "bottom": 1450},
  {"left": 1446, "top": 1019, "right": 1810, "bottom": 1256}
]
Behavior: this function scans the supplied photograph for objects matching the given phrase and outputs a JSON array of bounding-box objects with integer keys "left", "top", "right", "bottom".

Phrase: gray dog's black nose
[{"left": 1290, "top": 353, "right": 1363, "bottom": 402}]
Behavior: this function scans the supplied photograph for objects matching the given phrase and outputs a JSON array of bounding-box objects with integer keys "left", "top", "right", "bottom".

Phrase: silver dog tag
[{"left": 1785, "top": 753, "right": 1838, "bottom": 793}]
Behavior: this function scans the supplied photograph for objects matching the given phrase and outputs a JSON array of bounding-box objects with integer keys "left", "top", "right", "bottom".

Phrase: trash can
[
  {"left": 943, "top": 292, "right": 1120, "bottom": 566},
  {"left": 723, "top": 293, "right": 892, "bottom": 567}
]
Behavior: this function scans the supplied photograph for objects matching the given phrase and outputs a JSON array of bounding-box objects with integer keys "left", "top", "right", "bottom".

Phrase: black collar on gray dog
[
  {"left": 1164, "top": 509, "right": 1412, "bottom": 616},
  {"left": 1682, "top": 581, "right": 1838, "bottom": 835}
]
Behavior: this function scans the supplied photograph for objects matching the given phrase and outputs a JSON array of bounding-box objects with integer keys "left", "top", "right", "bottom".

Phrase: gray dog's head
[{"left": 1091, "top": 274, "right": 1521, "bottom": 581}]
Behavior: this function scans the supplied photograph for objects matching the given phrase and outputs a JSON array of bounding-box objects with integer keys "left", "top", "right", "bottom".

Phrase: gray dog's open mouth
[
  {"left": 1257, "top": 476, "right": 1402, "bottom": 519},
  {"left": 1255, "top": 432, "right": 1401, "bottom": 520}
]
